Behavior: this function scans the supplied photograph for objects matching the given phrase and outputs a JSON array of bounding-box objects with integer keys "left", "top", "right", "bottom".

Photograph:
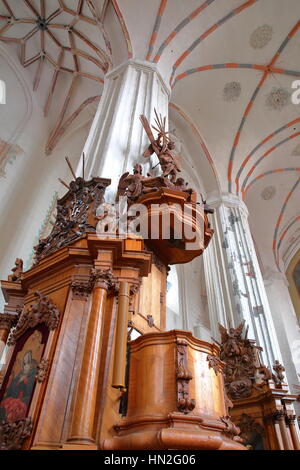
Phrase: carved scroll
[
  {"left": 175, "top": 339, "right": 195, "bottom": 414},
  {"left": 8, "top": 292, "right": 60, "bottom": 345}
]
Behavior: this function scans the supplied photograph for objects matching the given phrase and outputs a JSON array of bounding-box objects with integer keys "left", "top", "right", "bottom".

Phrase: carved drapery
[
  {"left": 175, "top": 338, "right": 195, "bottom": 414},
  {"left": 8, "top": 292, "right": 60, "bottom": 345}
]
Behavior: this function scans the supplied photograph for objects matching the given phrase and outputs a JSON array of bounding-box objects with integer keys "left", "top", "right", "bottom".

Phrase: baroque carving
[
  {"left": 0, "top": 313, "right": 18, "bottom": 331},
  {"left": 207, "top": 354, "right": 223, "bottom": 376},
  {"left": 237, "top": 414, "right": 264, "bottom": 449},
  {"left": 175, "top": 339, "right": 195, "bottom": 414},
  {"left": 7, "top": 258, "right": 23, "bottom": 282},
  {"left": 34, "top": 177, "right": 109, "bottom": 264},
  {"left": 220, "top": 415, "right": 242, "bottom": 442},
  {"left": 272, "top": 360, "right": 285, "bottom": 386},
  {"left": 218, "top": 322, "right": 272, "bottom": 400},
  {"left": 8, "top": 292, "right": 60, "bottom": 345},
  {"left": 117, "top": 110, "right": 196, "bottom": 204},
  {"left": 91, "top": 268, "right": 118, "bottom": 292},
  {"left": 0, "top": 417, "right": 33, "bottom": 450},
  {"left": 36, "top": 358, "right": 50, "bottom": 383}
]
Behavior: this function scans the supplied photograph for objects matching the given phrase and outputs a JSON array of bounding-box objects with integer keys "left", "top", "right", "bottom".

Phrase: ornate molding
[
  {"left": 0, "top": 417, "right": 33, "bottom": 450},
  {"left": 91, "top": 268, "right": 118, "bottom": 292},
  {"left": 8, "top": 292, "right": 60, "bottom": 345},
  {"left": 175, "top": 339, "right": 195, "bottom": 414},
  {"left": 36, "top": 358, "right": 50, "bottom": 383},
  {"left": 70, "top": 275, "right": 95, "bottom": 299},
  {"left": 0, "top": 313, "right": 18, "bottom": 331}
]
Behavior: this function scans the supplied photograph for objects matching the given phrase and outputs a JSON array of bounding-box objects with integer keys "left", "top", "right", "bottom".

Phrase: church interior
[{"left": 0, "top": 0, "right": 300, "bottom": 451}]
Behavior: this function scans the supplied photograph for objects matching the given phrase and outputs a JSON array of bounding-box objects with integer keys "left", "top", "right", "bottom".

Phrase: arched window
[{"left": 0, "top": 79, "right": 6, "bottom": 104}]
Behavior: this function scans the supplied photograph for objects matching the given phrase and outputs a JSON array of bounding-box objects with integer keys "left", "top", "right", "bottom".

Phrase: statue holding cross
[{"left": 140, "top": 109, "right": 182, "bottom": 183}]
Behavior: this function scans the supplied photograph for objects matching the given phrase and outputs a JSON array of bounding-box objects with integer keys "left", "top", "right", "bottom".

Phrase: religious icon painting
[{"left": 0, "top": 325, "right": 49, "bottom": 424}]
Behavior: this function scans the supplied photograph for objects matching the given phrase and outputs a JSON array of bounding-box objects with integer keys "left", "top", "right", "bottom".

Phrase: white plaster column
[
  {"left": 264, "top": 270, "right": 300, "bottom": 389},
  {"left": 78, "top": 59, "right": 170, "bottom": 199},
  {"left": 204, "top": 193, "right": 283, "bottom": 369}
]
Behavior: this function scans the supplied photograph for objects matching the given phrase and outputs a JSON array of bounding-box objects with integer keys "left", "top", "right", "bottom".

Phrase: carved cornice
[
  {"left": 175, "top": 338, "right": 195, "bottom": 414},
  {"left": 0, "top": 417, "right": 33, "bottom": 450},
  {"left": 8, "top": 292, "right": 60, "bottom": 345},
  {"left": 0, "top": 312, "right": 18, "bottom": 331},
  {"left": 36, "top": 358, "right": 50, "bottom": 383}
]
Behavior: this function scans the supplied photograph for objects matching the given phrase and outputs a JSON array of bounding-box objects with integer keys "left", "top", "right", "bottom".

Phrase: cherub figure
[
  {"left": 8, "top": 258, "right": 23, "bottom": 282},
  {"left": 219, "top": 321, "right": 245, "bottom": 357}
]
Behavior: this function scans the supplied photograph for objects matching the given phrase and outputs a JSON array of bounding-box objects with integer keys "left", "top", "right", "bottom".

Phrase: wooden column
[
  {"left": 287, "top": 416, "right": 300, "bottom": 450},
  {"left": 66, "top": 271, "right": 113, "bottom": 446},
  {"left": 274, "top": 411, "right": 292, "bottom": 450},
  {"left": 112, "top": 282, "right": 130, "bottom": 389},
  {"left": 0, "top": 313, "right": 17, "bottom": 360}
]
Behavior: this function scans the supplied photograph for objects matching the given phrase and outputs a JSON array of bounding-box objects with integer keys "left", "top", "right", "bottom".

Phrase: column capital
[
  {"left": 206, "top": 192, "right": 249, "bottom": 217},
  {"left": 105, "top": 58, "right": 171, "bottom": 98}
]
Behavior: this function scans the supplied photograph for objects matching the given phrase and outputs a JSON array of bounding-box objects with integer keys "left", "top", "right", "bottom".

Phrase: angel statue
[
  {"left": 218, "top": 321, "right": 245, "bottom": 357},
  {"left": 140, "top": 109, "right": 181, "bottom": 183}
]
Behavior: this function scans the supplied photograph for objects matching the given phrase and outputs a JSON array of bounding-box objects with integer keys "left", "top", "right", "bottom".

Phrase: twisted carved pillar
[{"left": 66, "top": 269, "right": 115, "bottom": 446}]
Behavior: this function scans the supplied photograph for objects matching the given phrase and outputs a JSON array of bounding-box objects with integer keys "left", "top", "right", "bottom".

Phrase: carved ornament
[
  {"left": 0, "top": 313, "right": 18, "bottom": 331},
  {"left": 8, "top": 292, "right": 60, "bottom": 345},
  {"left": 0, "top": 417, "right": 33, "bottom": 450},
  {"left": 218, "top": 322, "right": 272, "bottom": 400},
  {"left": 175, "top": 339, "right": 195, "bottom": 414},
  {"left": 7, "top": 258, "right": 23, "bottom": 282},
  {"left": 36, "top": 358, "right": 50, "bottom": 383}
]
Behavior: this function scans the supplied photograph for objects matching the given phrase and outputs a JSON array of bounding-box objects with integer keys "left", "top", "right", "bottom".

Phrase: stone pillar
[
  {"left": 204, "top": 193, "right": 283, "bottom": 369},
  {"left": 67, "top": 269, "right": 114, "bottom": 446},
  {"left": 78, "top": 59, "right": 170, "bottom": 199},
  {"left": 264, "top": 270, "right": 300, "bottom": 396}
]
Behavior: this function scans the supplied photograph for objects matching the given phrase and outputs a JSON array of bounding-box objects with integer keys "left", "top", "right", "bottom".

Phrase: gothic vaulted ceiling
[{"left": 0, "top": 0, "right": 300, "bottom": 271}]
